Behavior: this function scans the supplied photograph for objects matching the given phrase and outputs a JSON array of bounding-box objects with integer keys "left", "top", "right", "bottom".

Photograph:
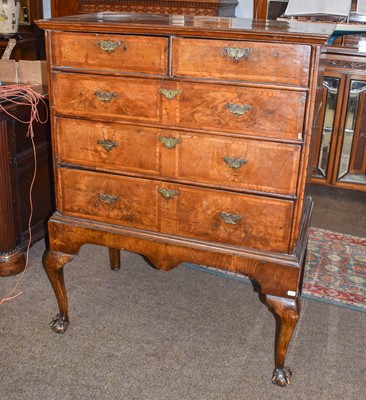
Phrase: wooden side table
[{"left": 0, "top": 88, "right": 53, "bottom": 276}]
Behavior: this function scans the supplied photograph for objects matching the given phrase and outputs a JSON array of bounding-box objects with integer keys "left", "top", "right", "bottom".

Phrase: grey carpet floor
[{"left": 1, "top": 240, "right": 365, "bottom": 400}]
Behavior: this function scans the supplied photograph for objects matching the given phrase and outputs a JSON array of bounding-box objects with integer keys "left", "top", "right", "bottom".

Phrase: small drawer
[
  {"left": 52, "top": 72, "right": 163, "bottom": 123},
  {"left": 58, "top": 169, "right": 293, "bottom": 253},
  {"left": 172, "top": 37, "right": 311, "bottom": 87},
  {"left": 51, "top": 32, "right": 168, "bottom": 75}
]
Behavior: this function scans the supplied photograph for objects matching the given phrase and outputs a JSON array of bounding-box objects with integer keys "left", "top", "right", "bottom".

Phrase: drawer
[
  {"left": 52, "top": 73, "right": 306, "bottom": 141},
  {"left": 171, "top": 37, "right": 311, "bottom": 87},
  {"left": 51, "top": 32, "right": 168, "bottom": 75},
  {"left": 52, "top": 72, "right": 163, "bottom": 123},
  {"left": 58, "top": 169, "right": 293, "bottom": 253},
  {"left": 56, "top": 117, "right": 300, "bottom": 196}
]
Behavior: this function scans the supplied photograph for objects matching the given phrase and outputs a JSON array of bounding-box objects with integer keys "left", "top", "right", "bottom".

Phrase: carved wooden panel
[{"left": 51, "top": 0, "right": 238, "bottom": 17}]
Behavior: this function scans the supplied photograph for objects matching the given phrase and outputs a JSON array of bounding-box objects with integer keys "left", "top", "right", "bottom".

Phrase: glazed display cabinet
[{"left": 312, "top": 46, "right": 366, "bottom": 191}]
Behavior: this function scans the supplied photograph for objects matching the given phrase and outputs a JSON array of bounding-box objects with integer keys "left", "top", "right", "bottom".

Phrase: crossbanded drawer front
[
  {"left": 52, "top": 73, "right": 162, "bottom": 123},
  {"left": 51, "top": 32, "right": 168, "bottom": 75},
  {"left": 171, "top": 38, "right": 310, "bottom": 87},
  {"left": 163, "top": 81, "right": 306, "bottom": 141},
  {"left": 58, "top": 169, "right": 293, "bottom": 253},
  {"left": 56, "top": 118, "right": 300, "bottom": 196}
]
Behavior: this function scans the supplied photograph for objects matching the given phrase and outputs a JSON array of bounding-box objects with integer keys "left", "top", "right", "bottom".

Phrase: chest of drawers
[{"left": 37, "top": 14, "right": 333, "bottom": 386}]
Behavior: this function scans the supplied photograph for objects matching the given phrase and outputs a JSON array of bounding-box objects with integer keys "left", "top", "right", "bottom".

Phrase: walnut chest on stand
[{"left": 37, "top": 14, "right": 334, "bottom": 386}]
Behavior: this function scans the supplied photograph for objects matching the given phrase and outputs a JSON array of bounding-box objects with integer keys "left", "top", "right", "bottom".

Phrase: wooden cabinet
[
  {"left": 0, "top": 92, "right": 53, "bottom": 276},
  {"left": 37, "top": 14, "right": 333, "bottom": 386},
  {"left": 312, "top": 47, "right": 366, "bottom": 191},
  {"left": 50, "top": 0, "right": 238, "bottom": 17}
]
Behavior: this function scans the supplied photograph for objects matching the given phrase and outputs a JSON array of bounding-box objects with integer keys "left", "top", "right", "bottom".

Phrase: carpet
[{"left": 183, "top": 227, "right": 366, "bottom": 313}]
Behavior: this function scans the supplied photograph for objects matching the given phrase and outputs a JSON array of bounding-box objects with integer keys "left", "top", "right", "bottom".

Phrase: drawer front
[
  {"left": 58, "top": 169, "right": 293, "bottom": 253},
  {"left": 52, "top": 73, "right": 305, "bottom": 141},
  {"left": 52, "top": 72, "right": 162, "bottom": 123},
  {"left": 172, "top": 38, "right": 311, "bottom": 87},
  {"left": 51, "top": 32, "right": 168, "bottom": 75},
  {"left": 163, "top": 81, "right": 306, "bottom": 141},
  {"left": 56, "top": 118, "right": 300, "bottom": 196}
]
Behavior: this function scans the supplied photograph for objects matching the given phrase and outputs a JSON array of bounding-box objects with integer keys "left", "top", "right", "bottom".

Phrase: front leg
[
  {"left": 265, "top": 295, "right": 300, "bottom": 387},
  {"left": 42, "top": 250, "right": 74, "bottom": 333}
]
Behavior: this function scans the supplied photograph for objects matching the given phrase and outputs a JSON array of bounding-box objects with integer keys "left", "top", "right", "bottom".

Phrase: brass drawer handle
[
  {"left": 159, "top": 88, "right": 181, "bottom": 100},
  {"left": 223, "top": 47, "right": 251, "bottom": 61},
  {"left": 97, "top": 139, "right": 117, "bottom": 152},
  {"left": 158, "top": 187, "right": 180, "bottom": 200},
  {"left": 219, "top": 212, "right": 242, "bottom": 225},
  {"left": 158, "top": 135, "right": 182, "bottom": 149},
  {"left": 98, "top": 193, "right": 119, "bottom": 205},
  {"left": 95, "top": 90, "right": 117, "bottom": 103},
  {"left": 98, "top": 40, "right": 121, "bottom": 53},
  {"left": 223, "top": 157, "right": 248, "bottom": 169},
  {"left": 226, "top": 103, "right": 252, "bottom": 116}
]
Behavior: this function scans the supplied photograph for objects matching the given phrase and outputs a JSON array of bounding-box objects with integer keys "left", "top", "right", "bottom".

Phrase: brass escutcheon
[
  {"left": 98, "top": 193, "right": 119, "bottom": 205},
  {"left": 158, "top": 187, "right": 180, "bottom": 200},
  {"left": 223, "top": 157, "right": 248, "bottom": 169},
  {"left": 98, "top": 40, "right": 121, "bottom": 53},
  {"left": 95, "top": 90, "right": 117, "bottom": 103},
  {"left": 222, "top": 47, "right": 251, "bottom": 61},
  {"left": 159, "top": 88, "right": 181, "bottom": 100},
  {"left": 219, "top": 212, "right": 242, "bottom": 225},
  {"left": 226, "top": 103, "right": 252, "bottom": 116},
  {"left": 158, "top": 136, "right": 182, "bottom": 149},
  {"left": 97, "top": 139, "right": 118, "bottom": 152}
]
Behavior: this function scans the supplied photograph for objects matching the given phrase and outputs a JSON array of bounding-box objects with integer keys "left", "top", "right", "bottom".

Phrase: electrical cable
[{"left": 0, "top": 83, "right": 48, "bottom": 305}]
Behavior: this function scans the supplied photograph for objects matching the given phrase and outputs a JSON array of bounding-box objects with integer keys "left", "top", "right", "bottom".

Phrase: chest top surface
[{"left": 37, "top": 12, "right": 334, "bottom": 43}]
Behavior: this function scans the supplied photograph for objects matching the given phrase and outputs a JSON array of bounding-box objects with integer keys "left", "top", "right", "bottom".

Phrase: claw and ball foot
[
  {"left": 272, "top": 366, "right": 292, "bottom": 387},
  {"left": 50, "top": 313, "right": 69, "bottom": 333}
]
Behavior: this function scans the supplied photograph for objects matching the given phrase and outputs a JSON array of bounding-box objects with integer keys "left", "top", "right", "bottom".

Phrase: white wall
[
  {"left": 41, "top": 0, "right": 253, "bottom": 19},
  {"left": 43, "top": 0, "right": 51, "bottom": 18},
  {"left": 236, "top": 0, "right": 253, "bottom": 18}
]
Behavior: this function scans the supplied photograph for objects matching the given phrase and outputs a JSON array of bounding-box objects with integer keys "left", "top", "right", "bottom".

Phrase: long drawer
[
  {"left": 171, "top": 37, "right": 311, "bottom": 87},
  {"left": 52, "top": 73, "right": 306, "bottom": 141},
  {"left": 51, "top": 31, "right": 168, "bottom": 75},
  {"left": 56, "top": 118, "right": 301, "bottom": 196},
  {"left": 57, "top": 168, "right": 293, "bottom": 253}
]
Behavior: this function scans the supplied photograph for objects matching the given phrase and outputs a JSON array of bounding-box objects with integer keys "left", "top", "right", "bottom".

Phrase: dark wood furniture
[
  {"left": 37, "top": 13, "right": 333, "bottom": 386},
  {"left": 0, "top": 90, "right": 53, "bottom": 276},
  {"left": 50, "top": 0, "right": 238, "bottom": 17}
]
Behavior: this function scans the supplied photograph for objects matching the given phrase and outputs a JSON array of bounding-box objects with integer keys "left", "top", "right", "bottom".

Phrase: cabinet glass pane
[
  {"left": 313, "top": 77, "right": 339, "bottom": 179},
  {"left": 338, "top": 79, "right": 366, "bottom": 185}
]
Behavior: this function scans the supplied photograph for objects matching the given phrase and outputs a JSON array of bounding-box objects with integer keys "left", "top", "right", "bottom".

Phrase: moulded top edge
[{"left": 36, "top": 12, "right": 335, "bottom": 44}]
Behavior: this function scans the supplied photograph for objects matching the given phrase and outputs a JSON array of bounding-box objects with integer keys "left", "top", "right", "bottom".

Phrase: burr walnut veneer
[{"left": 37, "top": 14, "right": 333, "bottom": 386}]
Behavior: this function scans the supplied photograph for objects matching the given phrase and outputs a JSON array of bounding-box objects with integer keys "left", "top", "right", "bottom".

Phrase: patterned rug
[{"left": 183, "top": 227, "right": 366, "bottom": 312}]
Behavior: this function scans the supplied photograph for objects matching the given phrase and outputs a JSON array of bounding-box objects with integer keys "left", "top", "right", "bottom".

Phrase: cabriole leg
[
  {"left": 265, "top": 295, "right": 300, "bottom": 387},
  {"left": 42, "top": 250, "right": 73, "bottom": 333}
]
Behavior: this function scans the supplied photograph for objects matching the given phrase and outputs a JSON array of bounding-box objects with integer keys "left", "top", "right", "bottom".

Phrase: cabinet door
[
  {"left": 312, "top": 74, "right": 344, "bottom": 183},
  {"left": 334, "top": 75, "right": 366, "bottom": 189}
]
